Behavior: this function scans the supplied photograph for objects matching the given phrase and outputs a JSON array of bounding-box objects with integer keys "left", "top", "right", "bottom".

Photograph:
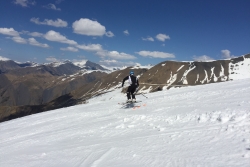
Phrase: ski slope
[{"left": 1, "top": 79, "right": 250, "bottom": 167}]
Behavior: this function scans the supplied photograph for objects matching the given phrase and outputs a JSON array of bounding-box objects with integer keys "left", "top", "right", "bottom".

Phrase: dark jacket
[{"left": 122, "top": 75, "right": 139, "bottom": 87}]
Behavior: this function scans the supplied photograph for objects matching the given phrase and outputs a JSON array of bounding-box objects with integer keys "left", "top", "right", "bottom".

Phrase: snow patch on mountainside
[
  {"left": 130, "top": 64, "right": 153, "bottom": 70},
  {"left": 0, "top": 56, "right": 10, "bottom": 61},
  {"left": 229, "top": 56, "right": 250, "bottom": 80},
  {"left": 181, "top": 64, "right": 196, "bottom": 84},
  {"left": 73, "top": 60, "right": 87, "bottom": 68}
]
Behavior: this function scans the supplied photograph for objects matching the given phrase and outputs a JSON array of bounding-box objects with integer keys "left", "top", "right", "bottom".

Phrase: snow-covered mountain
[
  {"left": 0, "top": 59, "right": 108, "bottom": 109},
  {"left": 0, "top": 78, "right": 249, "bottom": 167},
  {"left": 0, "top": 58, "right": 109, "bottom": 73}
]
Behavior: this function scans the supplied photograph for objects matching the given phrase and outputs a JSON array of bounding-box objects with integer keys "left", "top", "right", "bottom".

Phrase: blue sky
[{"left": 0, "top": 0, "right": 249, "bottom": 67}]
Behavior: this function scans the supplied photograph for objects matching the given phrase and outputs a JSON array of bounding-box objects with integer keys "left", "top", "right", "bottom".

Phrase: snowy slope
[{"left": 0, "top": 79, "right": 250, "bottom": 167}]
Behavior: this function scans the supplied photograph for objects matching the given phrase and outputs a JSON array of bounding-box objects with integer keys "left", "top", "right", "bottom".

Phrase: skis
[
  {"left": 118, "top": 101, "right": 146, "bottom": 110},
  {"left": 118, "top": 101, "right": 142, "bottom": 105}
]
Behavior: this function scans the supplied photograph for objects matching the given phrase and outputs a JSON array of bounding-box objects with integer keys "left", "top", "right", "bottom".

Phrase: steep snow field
[{"left": 1, "top": 79, "right": 250, "bottom": 167}]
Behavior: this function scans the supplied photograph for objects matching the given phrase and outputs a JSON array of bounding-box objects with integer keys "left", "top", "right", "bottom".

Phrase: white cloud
[
  {"left": 43, "top": 3, "right": 61, "bottom": 11},
  {"left": 123, "top": 30, "right": 129, "bottom": 35},
  {"left": 72, "top": 18, "right": 106, "bottom": 36},
  {"left": 60, "top": 46, "right": 78, "bottom": 52},
  {"left": 193, "top": 55, "right": 214, "bottom": 62},
  {"left": 28, "top": 38, "right": 49, "bottom": 48},
  {"left": 108, "top": 51, "right": 136, "bottom": 60},
  {"left": 28, "top": 32, "right": 44, "bottom": 37},
  {"left": 76, "top": 44, "right": 103, "bottom": 52},
  {"left": 46, "top": 57, "right": 59, "bottom": 62},
  {"left": 99, "top": 59, "right": 139, "bottom": 68},
  {"left": 136, "top": 51, "right": 175, "bottom": 58},
  {"left": 77, "top": 55, "right": 86, "bottom": 59},
  {"left": 100, "top": 59, "right": 118, "bottom": 64},
  {"left": 14, "top": 0, "right": 36, "bottom": 7},
  {"left": 30, "top": 18, "right": 67, "bottom": 27},
  {"left": 0, "top": 28, "right": 19, "bottom": 36},
  {"left": 142, "top": 36, "right": 154, "bottom": 41},
  {"left": 20, "top": 30, "right": 29, "bottom": 34},
  {"left": 11, "top": 36, "right": 27, "bottom": 44},
  {"left": 20, "top": 30, "right": 44, "bottom": 37},
  {"left": 44, "top": 30, "right": 77, "bottom": 45},
  {"left": 1, "top": 29, "right": 49, "bottom": 48},
  {"left": 105, "top": 31, "right": 114, "bottom": 37},
  {"left": 156, "top": 33, "right": 170, "bottom": 42},
  {"left": 221, "top": 49, "right": 235, "bottom": 59},
  {"left": 96, "top": 50, "right": 136, "bottom": 60},
  {"left": 0, "top": 56, "right": 10, "bottom": 61}
]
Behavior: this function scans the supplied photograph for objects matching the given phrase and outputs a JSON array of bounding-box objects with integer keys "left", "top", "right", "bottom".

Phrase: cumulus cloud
[
  {"left": 28, "top": 38, "right": 49, "bottom": 48},
  {"left": 123, "top": 30, "right": 129, "bottom": 35},
  {"left": 0, "top": 28, "right": 19, "bottom": 36},
  {"left": 107, "top": 51, "right": 136, "bottom": 60},
  {"left": 30, "top": 18, "right": 67, "bottom": 27},
  {"left": 99, "top": 59, "right": 139, "bottom": 68},
  {"left": 60, "top": 46, "right": 78, "bottom": 52},
  {"left": 46, "top": 57, "right": 59, "bottom": 62},
  {"left": 44, "top": 30, "right": 77, "bottom": 45},
  {"left": 136, "top": 51, "right": 175, "bottom": 58},
  {"left": 11, "top": 36, "right": 27, "bottom": 44},
  {"left": 156, "top": 33, "right": 170, "bottom": 42},
  {"left": 28, "top": 32, "right": 44, "bottom": 37},
  {"left": 105, "top": 31, "right": 114, "bottom": 37},
  {"left": 0, "top": 28, "right": 49, "bottom": 48},
  {"left": 221, "top": 49, "right": 235, "bottom": 59},
  {"left": 76, "top": 44, "right": 103, "bottom": 52},
  {"left": 100, "top": 59, "right": 118, "bottom": 64},
  {"left": 96, "top": 50, "right": 136, "bottom": 60},
  {"left": 14, "top": 0, "right": 36, "bottom": 7},
  {"left": 20, "top": 30, "right": 44, "bottom": 38},
  {"left": 142, "top": 36, "right": 154, "bottom": 41},
  {"left": 193, "top": 55, "right": 214, "bottom": 62},
  {"left": 43, "top": 3, "right": 61, "bottom": 11},
  {"left": 72, "top": 18, "right": 106, "bottom": 36}
]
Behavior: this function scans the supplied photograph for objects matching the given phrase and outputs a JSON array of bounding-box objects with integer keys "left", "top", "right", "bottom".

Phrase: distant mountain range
[
  {"left": 0, "top": 54, "right": 249, "bottom": 122},
  {"left": 0, "top": 59, "right": 108, "bottom": 74}
]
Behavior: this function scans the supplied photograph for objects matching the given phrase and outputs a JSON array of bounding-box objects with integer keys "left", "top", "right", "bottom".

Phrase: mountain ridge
[{"left": 0, "top": 54, "right": 250, "bottom": 122}]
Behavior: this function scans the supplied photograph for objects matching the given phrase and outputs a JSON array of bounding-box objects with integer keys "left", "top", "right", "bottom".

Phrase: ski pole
[{"left": 141, "top": 93, "right": 148, "bottom": 98}]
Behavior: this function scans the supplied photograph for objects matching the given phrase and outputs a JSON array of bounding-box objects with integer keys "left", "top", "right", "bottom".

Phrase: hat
[{"left": 130, "top": 71, "right": 134, "bottom": 75}]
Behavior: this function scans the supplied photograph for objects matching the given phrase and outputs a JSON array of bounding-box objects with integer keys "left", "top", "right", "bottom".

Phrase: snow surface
[
  {"left": 1, "top": 79, "right": 250, "bottom": 167},
  {"left": 44, "top": 62, "right": 65, "bottom": 67},
  {"left": 73, "top": 60, "right": 88, "bottom": 68},
  {"left": 130, "top": 64, "right": 153, "bottom": 70},
  {"left": 229, "top": 56, "right": 250, "bottom": 80},
  {"left": 0, "top": 56, "right": 10, "bottom": 61}
]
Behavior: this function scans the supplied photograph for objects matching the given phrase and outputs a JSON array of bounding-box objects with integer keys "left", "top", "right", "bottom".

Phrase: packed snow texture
[{"left": 0, "top": 79, "right": 250, "bottom": 167}]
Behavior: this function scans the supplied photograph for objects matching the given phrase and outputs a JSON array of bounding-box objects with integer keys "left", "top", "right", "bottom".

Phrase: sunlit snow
[{"left": 0, "top": 79, "right": 250, "bottom": 167}]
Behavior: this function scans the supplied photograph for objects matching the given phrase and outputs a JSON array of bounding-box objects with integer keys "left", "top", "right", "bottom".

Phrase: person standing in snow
[{"left": 121, "top": 71, "right": 139, "bottom": 102}]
